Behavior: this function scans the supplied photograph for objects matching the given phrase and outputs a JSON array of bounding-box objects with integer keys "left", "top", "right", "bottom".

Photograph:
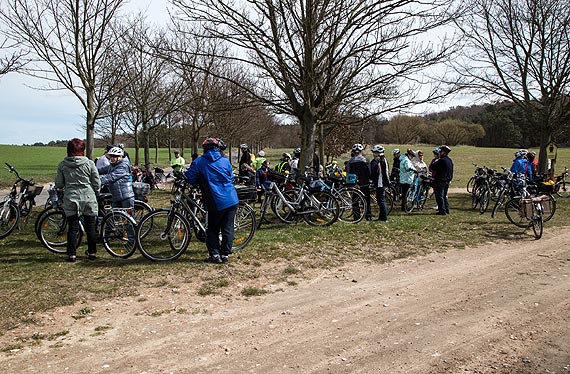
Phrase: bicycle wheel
[
  {"left": 505, "top": 197, "right": 527, "bottom": 228},
  {"left": 101, "top": 211, "right": 137, "bottom": 258},
  {"left": 136, "top": 209, "right": 191, "bottom": 261},
  {"left": 18, "top": 199, "right": 33, "bottom": 228},
  {"left": 471, "top": 185, "right": 481, "bottom": 209},
  {"left": 337, "top": 187, "right": 366, "bottom": 224},
  {"left": 133, "top": 200, "right": 152, "bottom": 223},
  {"left": 302, "top": 191, "right": 339, "bottom": 226},
  {"left": 491, "top": 189, "right": 506, "bottom": 218},
  {"left": 0, "top": 202, "right": 19, "bottom": 239},
  {"left": 417, "top": 185, "right": 427, "bottom": 211},
  {"left": 385, "top": 191, "right": 394, "bottom": 215},
  {"left": 274, "top": 190, "right": 300, "bottom": 224},
  {"left": 466, "top": 176, "right": 475, "bottom": 193},
  {"left": 34, "top": 207, "right": 54, "bottom": 239},
  {"left": 479, "top": 187, "right": 491, "bottom": 214},
  {"left": 37, "top": 210, "right": 82, "bottom": 254},
  {"left": 555, "top": 180, "right": 570, "bottom": 198},
  {"left": 233, "top": 203, "right": 256, "bottom": 250},
  {"left": 405, "top": 188, "right": 416, "bottom": 213},
  {"left": 531, "top": 215, "right": 543, "bottom": 239}
]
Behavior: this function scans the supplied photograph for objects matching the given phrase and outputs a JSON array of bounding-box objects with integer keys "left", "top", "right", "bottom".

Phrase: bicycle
[
  {"left": 518, "top": 196, "right": 548, "bottom": 239},
  {"left": 503, "top": 176, "right": 556, "bottom": 228},
  {"left": 466, "top": 163, "right": 485, "bottom": 193},
  {"left": 404, "top": 173, "right": 430, "bottom": 213},
  {"left": 36, "top": 191, "right": 152, "bottom": 258},
  {"left": 325, "top": 176, "right": 368, "bottom": 224},
  {"left": 0, "top": 163, "right": 44, "bottom": 239},
  {"left": 553, "top": 166, "right": 569, "bottom": 198},
  {"left": 135, "top": 178, "right": 256, "bottom": 262}
]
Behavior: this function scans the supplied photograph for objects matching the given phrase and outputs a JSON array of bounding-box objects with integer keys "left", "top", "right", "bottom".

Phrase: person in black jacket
[
  {"left": 430, "top": 145, "right": 454, "bottom": 215},
  {"left": 371, "top": 145, "right": 391, "bottom": 222},
  {"left": 346, "top": 143, "right": 371, "bottom": 220}
]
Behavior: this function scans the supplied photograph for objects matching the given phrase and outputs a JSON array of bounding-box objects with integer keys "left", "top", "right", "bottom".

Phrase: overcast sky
[{"left": 0, "top": 0, "right": 472, "bottom": 146}]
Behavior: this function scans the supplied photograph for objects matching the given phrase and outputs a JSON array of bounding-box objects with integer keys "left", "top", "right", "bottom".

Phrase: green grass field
[
  {"left": 0, "top": 144, "right": 569, "bottom": 344},
  {"left": 1, "top": 144, "right": 569, "bottom": 189}
]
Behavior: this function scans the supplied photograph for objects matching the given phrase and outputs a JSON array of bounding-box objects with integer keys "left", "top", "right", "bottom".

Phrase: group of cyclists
[{"left": 236, "top": 142, "right": 454, "bottom": 220}]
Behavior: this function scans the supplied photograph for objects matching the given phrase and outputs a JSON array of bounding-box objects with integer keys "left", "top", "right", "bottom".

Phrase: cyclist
[
  {"left": 510, "top": 149, "right": 533, "bottom": 182},
  {"left": 370, "top": 145, "right": 390, "bottom": 222},
  {"left": 55, "top": 138, "right": 101, "bottom": 262},
  {"left": 399, "top": 149, "right": 416, "bottom": 211},
  {"left": 526, "top": 151, "right": 539, "bottom": 177},
  {"left": 184, "top": 137, "right": 238, "bottom": 264},
  {"left": 98, "top": 146, "right": 135, "bottom": 211},
  {"left": 171, "top": 150, "right": 186, "bottom": 172},
  {"left": 275, "top": 153, "right": 292, "bottom": 173},
  {"left": 252, "top": 150, "right": 266, "bottom": 170},
  {"left": 431, "top": 145, "right": 454, "bottom": 215},
  {"left": 346, "top": 143, "right": 372, "bottom": 220},
  {"left": 290, "top": 147, "right": 301, "bottom": 171}
]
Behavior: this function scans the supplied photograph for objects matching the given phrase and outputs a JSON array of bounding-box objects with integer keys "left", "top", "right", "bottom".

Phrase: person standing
[
  {"left": 371, "top": 145, "right": 391, "bottom": 222},
  {"left": 251, "top": 150, "right": 266, "bottom": 170},
  {"left": 171, "top": 150, "right": 186, "bottom": 173},
  {"left": 399, "top": 149, "right": 416, "bottom": 211},
  {"left": 275, "top": 153, "right": 292, "bottom": 173},
  {"left": 184, "top": 138, "right": 239, "bottom": 264},
  {"left": 346, "top": 143, "right": 372, "bottom": 220},
  {"left": 390, "top": 149, "right": 401, "bottom": 182},
  {"left": 431, "top": 145, "right": 454, "bottom": 215},
  {"left": 55, "top": 138, "right": 101, "bottom": 262}
]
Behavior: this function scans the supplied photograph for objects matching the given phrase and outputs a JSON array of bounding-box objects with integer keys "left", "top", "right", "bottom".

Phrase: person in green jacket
[
  {"left": 251, "top": 150, "right": 266, "bottom": 170},
  {"left": 55, "top": 138, "right": 101, "bottom": 262},
  {"left": 171, "top": 150, "right": 185, "bottom": 172}
]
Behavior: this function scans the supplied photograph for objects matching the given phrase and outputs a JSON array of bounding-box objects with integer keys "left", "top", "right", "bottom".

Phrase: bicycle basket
[
  {"left": 538, "top": 194, "right": 553, "bottom": 216},
  {"left": 308, "top": 179, "right": 330, "bottom": 193},
  {"left": 132, "top": 182, "right": 151, "bottom": 201},
  {"left": 31, "top": 185, "right": 44, "bottom": 196},
  {"left": 235, "top": 184, "right": 257, "bottom": 202},
  {"left": 521, "top": 198, "right": 534, "bottom": 219},
  {"left": 345, "top": 173, "right": 357, "bottom": 185}
]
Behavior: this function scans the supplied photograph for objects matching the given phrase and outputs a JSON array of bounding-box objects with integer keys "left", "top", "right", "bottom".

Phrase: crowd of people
[{"left": 59, "top": 138, "right": 456, "bottom": 264}]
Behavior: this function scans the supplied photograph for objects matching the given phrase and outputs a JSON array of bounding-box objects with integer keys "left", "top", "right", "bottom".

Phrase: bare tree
[
  {"left": 453, "top": 0, "right": 570, "bottom": 172},
  {"left": 384, "top": 115, "right": 425, "bottom": 144},
  {"left": 0, "top": 37, "right": 26, "bottom": 75},
  {"left": 0, "top": 0, "right": 127, "bottom": 159},
  {"left": 169, "top": 0, "right": 459, "bottom": 171}
]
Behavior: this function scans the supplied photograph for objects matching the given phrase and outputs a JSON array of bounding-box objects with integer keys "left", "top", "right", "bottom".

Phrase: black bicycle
[{"left": 0, "top": 163, "right": 44, "bottom": 239}]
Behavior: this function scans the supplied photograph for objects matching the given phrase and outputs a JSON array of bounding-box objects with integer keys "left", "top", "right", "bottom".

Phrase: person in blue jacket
[
  {"left": 184, "top": 137, "right": 239, "bottom": 264},
  {"left": 98, "top": 146, "right": 135, "bottom": 210},
  {"left": 510, "top": 149, "right": 533, "bottom": 182}
]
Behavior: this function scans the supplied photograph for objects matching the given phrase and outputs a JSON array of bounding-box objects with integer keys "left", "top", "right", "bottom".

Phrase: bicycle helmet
[
  {"left": 258, "top": 150, "right": 265, "bottom": 157},
  {"left": 439, "top": 145, "right": 451, "bottom": 153},
  {"left": 406, "top": 148, "right": 416, "bottom": 157},
  {"left": 293, "top": 147, "right": 301, "bottom": 156},
  {"left": 282, "top": 152, "right": 291, "bottom": 160},
  {"left": 240, "top": 143, "right": 248, "bottom": 150},
  {"left": 118, "top": 143, "right": 125, "bottom": 149},
  {"left": 202, "top": 137, "right": 220, "bottom": 149},
  {"left": 372, "top": 145, "right": 384, "bottom": 154},
  {"left": 433, "top": 147, "right": 440, "bottom": 154},
  {"left": 107, "top": 146, "right": 124, "bottom": 157},
  {"left": 352, "top": 143, "right": 364, "bottom": 153},
  {"left": 217, "top": 138, "right": 227, "bottom": 151},
  {"left": 391, "top": 148, "right": 400, "bottom": 155},
  {"left": 173, "top": 149, "right": 180, "bottom": 154}
]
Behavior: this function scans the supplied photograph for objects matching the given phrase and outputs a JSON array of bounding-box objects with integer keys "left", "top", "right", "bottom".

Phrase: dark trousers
[
  {"left": 400, "top": 183, "right": 411, "bottom": 211},
  {"left": 375, "top": 186, "right": 388, "bottom": 221},
  {"left": 434, "top": 181, "right": 450, "bottom": 214},
  {"left": 67, "top": 214, "right": 97, "bottom": 257},
  {"left": 206, "top": 204, "right": 238, "bottom": 258}
]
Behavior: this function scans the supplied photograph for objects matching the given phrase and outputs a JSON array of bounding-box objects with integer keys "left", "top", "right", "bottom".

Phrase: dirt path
[{"left": 2, "top": 227, "right": 569, "bottom": 373}]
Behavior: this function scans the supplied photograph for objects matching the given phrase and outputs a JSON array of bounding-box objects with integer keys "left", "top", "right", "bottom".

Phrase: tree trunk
[
  {"left": 299, "top": 111, "right": 317, "bottom": 174},
  {"left": 85, "top": 90, "right": 96, "bottom": 160}
]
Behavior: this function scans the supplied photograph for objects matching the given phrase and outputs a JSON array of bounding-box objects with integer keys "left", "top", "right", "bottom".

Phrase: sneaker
[
  {"left": 221, "top": 255, "right": 229, "bottom": 264},
  {"left": 85, "top": 250, "right": 96, "bottom": 260},
  {"left": 67, "top": 256, "right": 77, "bottom": 263},
  {"left": 204, "top": 256, "right": 222, "bottom": 264}
]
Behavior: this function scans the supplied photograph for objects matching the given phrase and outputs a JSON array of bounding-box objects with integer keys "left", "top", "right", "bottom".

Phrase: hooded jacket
[
  {"left": 346, "top": 154, "right": 370, "bottom": 186},
  {"left": 98, "top": 158, "right": 134, "bottom": 203},
  {"left": 184, "top": 148, "right": 238, "bottom": 211},
  {"left": 55, "top": 156, "right": 101, "bottom": 217},
  {"left": 399, "top": 154, "right": 416, "bottom": 185}
]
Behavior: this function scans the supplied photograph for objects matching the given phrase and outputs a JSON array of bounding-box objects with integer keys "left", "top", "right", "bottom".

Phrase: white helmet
[
  {"left": 107, "top": 146, "right": 124, "bottom": 157},
  {"left": 352, "top": 143, "right": 364, "bottom": 152},
  {"left": 391, "top": 148, "right": 400, "bottom": 155},
  {"left": 258, "top": 150, "right": 265, "bottom": 157},
  {"left": 372, "top": 145, "right": 384, "bottom": 154}
]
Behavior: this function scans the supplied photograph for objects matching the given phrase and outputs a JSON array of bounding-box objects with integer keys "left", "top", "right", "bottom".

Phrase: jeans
[
  {"left": 434, "top": 181, "right": 450, "bottom": 214},
  {"left": 375, "top": 186, "right": 388, "bottom": 221},
  {"left": 67, "top": 214, "right": 97, "bottom": 257},
  {"left": 206, "top": 204, "right": 238, "bottom": 258}
]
